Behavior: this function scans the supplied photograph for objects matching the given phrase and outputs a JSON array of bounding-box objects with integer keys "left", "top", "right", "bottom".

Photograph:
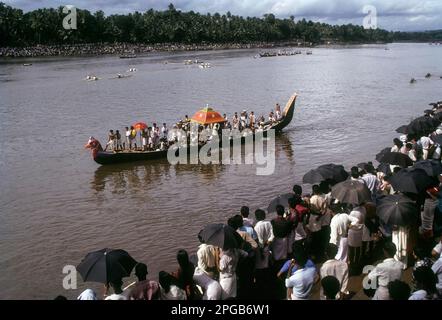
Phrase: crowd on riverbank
[
  {"left": 0, "top": 41, "right": 307, "bottom": 58},
  {"left": 61, "top": 99, "right": 442, "bottom": 301}
]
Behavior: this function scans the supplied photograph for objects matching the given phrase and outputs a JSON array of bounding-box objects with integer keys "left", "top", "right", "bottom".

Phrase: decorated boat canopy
[{"left": 191, "top": 107, "right": 226, "bottom": 125}]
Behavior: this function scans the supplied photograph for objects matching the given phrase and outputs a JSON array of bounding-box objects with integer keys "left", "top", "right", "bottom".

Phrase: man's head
[
  {"left": 288, "top": 196, "right": 298, "bottom": 210},
  {"left": 319, "top": 181, "right": 330, "bottom": 194},
  {"left": 240, "top": 206, "right": 250, "bottom": 218},
  {"left": 388, "top": 280, "right": 411, "bottom": 300},
  {"left": 276, "top": 205, "right": 285, "bottom": 217},
  {"left": 109, "top": 278, "right": 123, "bottom": 294},
  {"left": 350, "top": 166, "right": 360, "bottom": 179},
  {"left": 383, "top": 242, "right": 397, "bottom": 258},
  {"left": 413, "top": 266, "right": 438, "bottom": 293},
  {"left": 321, "top": 276, "right": 340, "bottom": 300},
  {"left": 292, "top": 249, "right": 308, "bottom": 268},
  {"left": 312, "top": 184, "right": 321, "bottom": 195},
  {"left": 293, "top": 184, "right": 302, "bottom": 196},
  {"left": 255, "top": 209, "right": 266, "bottom": 222},
  {"left": 177, "top": 249, "right": 190, "bottom": 270},
  {"left": 326, "top": 243, "right": 338, "bottom": 260},
  {"left": 135, "top": 263, "right": 148, "bottom": 281}
]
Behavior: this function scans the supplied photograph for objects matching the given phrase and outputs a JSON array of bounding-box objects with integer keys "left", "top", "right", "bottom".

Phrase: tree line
[{"left": 0, "top": 2, "right": 440, "bottom": 47}]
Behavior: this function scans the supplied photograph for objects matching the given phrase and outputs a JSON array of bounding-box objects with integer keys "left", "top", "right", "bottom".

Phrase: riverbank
[
  {"left": 0, "top": 40, "right": 395, "bottom": 58},
  {"left": 0, "top": 41, "right": 313, "bottom": 58}
]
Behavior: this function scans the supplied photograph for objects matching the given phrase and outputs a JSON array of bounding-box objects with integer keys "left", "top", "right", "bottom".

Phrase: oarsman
[
  {"left": 161, "top": 123, "right": 168, "bottom": 140},
  {"left": 106, "top": 130, "right": 115, "bottom": 151},
  {"left": 249, "top": 111, "right": 256, "bottom": 130},
  {"left": 125, "top": 126, "right": 131, "bottom": 150},
  {"left": 115, "top": 130, "right": 122, "bottom": 151}
]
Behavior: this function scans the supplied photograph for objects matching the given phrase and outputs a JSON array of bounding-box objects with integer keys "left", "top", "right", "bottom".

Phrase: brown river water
[{"left": 0, "top": 43, "right": 441, "bottom": 299}]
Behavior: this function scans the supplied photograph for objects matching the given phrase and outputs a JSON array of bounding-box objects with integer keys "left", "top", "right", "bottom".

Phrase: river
[{"left": 0, "top": 43, "right": 441, "bottom": 299}]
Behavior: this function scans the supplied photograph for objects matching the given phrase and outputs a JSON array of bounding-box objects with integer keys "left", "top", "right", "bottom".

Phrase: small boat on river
[{"left": 86, "top": 93, "right": 297, "bottom": 165}]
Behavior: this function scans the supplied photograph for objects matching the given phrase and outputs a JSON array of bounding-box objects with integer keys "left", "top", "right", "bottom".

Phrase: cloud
[{"left": 4, "top": 0, "right": 442, "bottom": 31}]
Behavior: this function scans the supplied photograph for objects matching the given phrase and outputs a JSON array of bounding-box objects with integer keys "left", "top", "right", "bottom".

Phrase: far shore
[{"left": 0, "top": 40, "right": 401, "bottom": 59}]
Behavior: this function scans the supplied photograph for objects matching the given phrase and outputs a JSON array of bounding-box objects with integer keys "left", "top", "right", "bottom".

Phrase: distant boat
[
  {"left": 199, "top": 62, "right": 212, "bottom": 69},
  {"left": 119, "top": 54, "right": 137, "bottom": 59},
  {"left": 23, "top": 63, "right": 32, "bottom": 66},
  {"left": 306, "top": 50, "right": 313, "bottom": 55},
  {"left": 259, "top": 52, "right": 278, "bottom": 58}
]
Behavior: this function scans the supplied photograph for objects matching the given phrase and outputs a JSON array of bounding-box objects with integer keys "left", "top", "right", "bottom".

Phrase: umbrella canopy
[
  {"left": 302, "top": 164, "right": 348, "bottom": 184},
  {"left": 77, "top": 248, "right": 137, "bottom": 284},
  {"left": 133, "top": 122, "right": 148, "bottom": 131},
  {"left": 413, "top": 160, "right": 442, "bottom": 177},
  {"left": 395, "top": 116, "right": 440, "bottom": 135},
  {"left": 198, "top": 223, "right": 243, "bottom": 250},
  {"left": 389, "top": 168, "right": 439, "bottom": 194},
  {"left": 431, "top": 134, "right": 442, "bottom": 145},
  {"left": 378, "top": 152, "right": 413, "bottom": 167},
  {"left": 267, "top": 193, "right": 293, "bottom": 213},
  {"left": 375, "top": 147, "right": 391, "bottom": 162},
  {"left": 191, "top": 107, "right": 226, "bottom": 125},
  {"left": 331, "top": 180, "right": 372, "bottom": 205},
  {"left": 376, "top": 194, "right": 418, "bottom": 226},
  {"left": 376, "top": 162, "right": 392, "bottom": 175}
]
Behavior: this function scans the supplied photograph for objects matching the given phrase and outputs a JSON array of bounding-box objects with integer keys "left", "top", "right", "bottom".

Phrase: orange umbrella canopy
[
  {"left": 133, "top": 122, "right": 147, "bottom": 130},
  {"left": 191, "top": 107, "right": 225, "bottom": 125}
]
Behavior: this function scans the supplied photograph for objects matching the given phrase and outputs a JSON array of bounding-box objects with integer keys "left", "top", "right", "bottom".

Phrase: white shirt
[
  {"left": 433, "top": 242, "right": 442, "bottom": 256},
  {"left": 320, "top": 259, "right": 349, "bottom": 298},
  {"left": 431, "top": 257, "right": 442, "bottom": 293},
  {"left": 420, "top": 136, "right": 433, "bottom": 149},
  {"left": 329, "top": 213, "right": 358, "bottom": 245},
  {"left": 368, "top": 258, "right": 404, "bottom": 287},
  {"left": 254, "top": 220, "right": 274, "bottom": 246},
  {"left": 243, "top": 217, "right": 255, "bottom": 227},
  {"left": 285, "top": 267, "right": 317, "bottom": 300},
  {"left": 105, "top": 293, "right": 127, "bottom": 300},
  {"left": 361, "top": 173, "right": 380, "bottom": 195}
]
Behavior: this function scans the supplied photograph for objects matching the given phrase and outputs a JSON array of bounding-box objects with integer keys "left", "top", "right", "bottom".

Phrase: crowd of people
[
  {"left": 104, "top": 104, "right": 284, "bottom": 152},
  {"left": 0, "top": 42, "right": 288, "bottom": 58},
  {"left": 64, "top": 100, "right": 442, "bottom": 301}
]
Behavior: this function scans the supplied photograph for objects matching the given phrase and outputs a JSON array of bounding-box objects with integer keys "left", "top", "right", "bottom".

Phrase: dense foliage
[{"left": 0, "top": 2, "right": 440, "bottom": 47}]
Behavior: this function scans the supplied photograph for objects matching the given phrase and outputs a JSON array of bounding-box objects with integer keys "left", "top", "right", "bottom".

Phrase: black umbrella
[
  {"left": 396, "top": 116, "right": 440, "bottom": 134},
  {"left": 375, "top": 147, "right": 391, "bottom": 162},
  {"left": 376, "top": 194, "right": 419, "bottom": 226},
  {"left": 431, "top": 134, "right": 442, "bottom": 145},
  {"left": 77, "top": 248, "right": 137, "bottom": 284},
  {"left": 389, "top": 168, "right": 439, "bottom": 194},
  {"left": 198, "top": 223, "right": 243, "bottom": 250},
  {"left": 376, "top": 163, "right": 392, "bottom": 175},
  {"left": 379, "top": 152, "right": 413, "bottom": 167},
  {"left": 268, "top": 193, "right": 293, "bottom": 213},
  {"left": 331, "top": 180, "right": 372, "bottom": 205},
  {"left": 413, "top": 160, "right": 442, "bottom": 177},
  {"left": 302, "top": 164, "right": 348, "bottom": 184}
]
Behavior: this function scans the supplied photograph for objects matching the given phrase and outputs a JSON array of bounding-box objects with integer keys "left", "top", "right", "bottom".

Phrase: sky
[{"left": 4, "top": 0, "right": 442, "bottom": 31}]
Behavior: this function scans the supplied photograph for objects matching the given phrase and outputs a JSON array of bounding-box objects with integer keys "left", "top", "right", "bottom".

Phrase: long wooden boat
[{"left": 86, "top": 93, "right": 297, "bottom": 165}]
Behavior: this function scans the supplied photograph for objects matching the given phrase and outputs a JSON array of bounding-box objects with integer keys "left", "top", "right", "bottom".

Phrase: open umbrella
[
  {"left": 133, "top": 122, "right": 148, "bottom": 131},
  {"left": 376, "top": 163, "right": 392, "bottom": 175},
  {"left": 396, "top": 116, "right": 440, "bottom": 135},
  {"left": 413, "top": 160, "right": 442, "bottom": 177},
  {"left": 378, "top": 152, "right": 413, "bottom": 167},
  {"left": 77, "top": 248, "right": 137, "bottom": 284},
  {"left": 389, "top": 168, "right": 438, "bottom": 194},
  {"left": 198, "top": 224, "right": 243, "bottom": 250},
  {"left": 376, "top": 194, "right": 418, "bottom": 226},
  {"left": 431, "top": 134, "right": 442, "bottom": 145},
  {"left": 302, "top": 164, "right": 348, "bottom": 184},
  {"left": 331, "top": 180, "right": 372, "bottom": 205},
  {"left": 375, "top": 147, "right": 391, "bottom": 162},
  {"left": 267, "top": 193, "right": 293, "bottom": 213},
  {"left": 191, "top": 107, "right": 226, "bottom": 125}
]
